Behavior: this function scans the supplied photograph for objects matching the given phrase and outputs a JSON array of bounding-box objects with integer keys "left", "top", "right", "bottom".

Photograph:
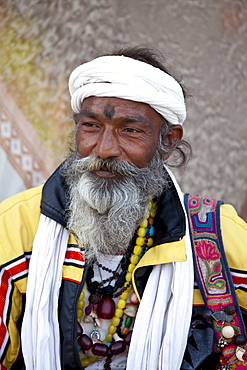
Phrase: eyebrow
[
  {"left": 80, "top": 110, "right": 98, "bottom": 119},
  {"left": 79, "top": 110, "right": 151, "bottom": 126}
]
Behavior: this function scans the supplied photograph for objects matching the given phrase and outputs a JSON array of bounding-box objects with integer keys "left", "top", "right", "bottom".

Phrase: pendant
[
  {"left": 90, "top": 329, "right": 101, "bottom": 342},
  {"left": 96, "top": 296, "right": 116, "bottom": 319}
]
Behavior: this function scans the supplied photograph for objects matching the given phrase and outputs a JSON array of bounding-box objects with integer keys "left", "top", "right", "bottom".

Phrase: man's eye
[
  {"left": 82, "top": 122, "right": 97, "bottom": 128},
  {"left": 124, "top": 127, "right": 141, "bottom": 133}
]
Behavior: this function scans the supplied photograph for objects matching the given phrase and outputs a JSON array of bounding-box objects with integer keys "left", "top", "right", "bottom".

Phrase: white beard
[{"left": 62, "top": 153, "right": 168, "bottom": 263}]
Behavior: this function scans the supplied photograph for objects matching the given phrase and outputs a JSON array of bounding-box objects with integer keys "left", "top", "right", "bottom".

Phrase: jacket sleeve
[
  {"left": 0, "top": 186, "right": 42, "bottom": 369},
  {"left": 220, "top": 203, "right": 247, "bottom": 311}
]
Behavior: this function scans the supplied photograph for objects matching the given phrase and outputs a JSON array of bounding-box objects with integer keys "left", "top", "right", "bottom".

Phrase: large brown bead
[
  {"left": 78, "top": 334, "right": 93, "bottom": 350},
  {"left": 77, "top": 322, "right": 83, "bottom": 337},
  {"left": 96, "top": 297, "right": 116, "bottom": 319},
  {"left": 92, "top": 343, "right": 109, "bottom": 357},
  {"left": 110, "top": 341, "right": 126, "bottom": 355}
]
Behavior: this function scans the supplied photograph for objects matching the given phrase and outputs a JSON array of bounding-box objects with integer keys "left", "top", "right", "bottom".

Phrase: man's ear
[{"left": 162, "top": 125, "right": 183, "bottom": 160}]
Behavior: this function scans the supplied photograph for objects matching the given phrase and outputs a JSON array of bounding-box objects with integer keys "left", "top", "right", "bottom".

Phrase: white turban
[{"left": 68, "top": 55, "right": 186, "bottom": 125}]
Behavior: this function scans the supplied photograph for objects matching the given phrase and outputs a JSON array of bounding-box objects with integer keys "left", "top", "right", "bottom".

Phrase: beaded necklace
[{"left": 77, "top": 201, "right": 157, "bottom": 369}]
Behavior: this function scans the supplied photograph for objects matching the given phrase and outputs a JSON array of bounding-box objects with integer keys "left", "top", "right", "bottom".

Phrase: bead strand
[{"left": 77, "top": 201, "right": 158, "bottom": 368}]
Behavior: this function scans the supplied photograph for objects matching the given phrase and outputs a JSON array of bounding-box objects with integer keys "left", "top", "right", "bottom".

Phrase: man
[{"left": 0, "top": 46, "right": 247, "bottom": 370}]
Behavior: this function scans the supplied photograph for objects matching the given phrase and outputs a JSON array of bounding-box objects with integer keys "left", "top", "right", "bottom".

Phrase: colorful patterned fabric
[{"left": 185, "top": 194, "right": 247, "bottom": 369}]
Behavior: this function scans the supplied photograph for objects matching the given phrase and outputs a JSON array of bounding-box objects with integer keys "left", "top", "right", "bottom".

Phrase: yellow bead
[
  {"left": 77, "top": 300, "right": 84, "bottom": 309},
  {"left": 136, "top": 237, "right": 144, "bottom": 246},
  {"left": 146, "top": 238, "right": 153, "bottom": 246},
  {"left": 108, "top": 324, "right": 117, "bottom": 334},
  {"left": 133, "top": 245, "right": 142, "bottom": 255},
  {"left": 140, "top": 219, "right": 148, "bottom": 228},
  {"left": 118, "top": 299, "right": 126, "bottom": 309},
  {"left": 150, "top": 204, "right": 158, "bottom": 217},
  {"left": 105, "top": 333, "right": 113, "bottom": 342},
  {"left": 130, "top": 255, "right": 139, "bottom": 265},
  {"left": 124, "top": 282, "right": 132, "bottom": 291},
  {"left": 111, "top": 316, "right": 120, "bottom": 326},
  {"left": 128, "top": 263, "right": 135, "bottom": 273},
  {"left": 125, "top": 272, "right": 132, "bottom": 282},
  {"left": 115, "top": 308, "right": 124, "bottom": 317},
  {"left": 137, "top": 227, "right": 146, "bottom": 237},
  {"left": 79, "top": 290, "right": 85, "bottom": 300},
  {"left": 80, "top": 358, "right": 90, "bottom": 367},
  {"left": 88, "top": 357, "right": 98, "bottom": 363},
  {"left": 77, "top": 309, "right": 83, "bottom": 320},
  {"left": 120, "top": 291, "right": 129, "bottom": 300}
]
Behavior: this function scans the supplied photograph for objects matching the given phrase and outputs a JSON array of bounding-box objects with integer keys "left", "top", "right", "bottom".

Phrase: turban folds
[{"left": 68, "top": 55, "right": 186, "bottom": 125}]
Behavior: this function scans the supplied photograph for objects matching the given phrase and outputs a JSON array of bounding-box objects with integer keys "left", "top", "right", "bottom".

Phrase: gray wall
[{"left": 2, "top": 0, "right": 247, "bottom": 215}]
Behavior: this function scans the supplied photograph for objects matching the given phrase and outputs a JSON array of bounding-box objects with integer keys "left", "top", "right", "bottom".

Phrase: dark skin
[{"left": 76, "top": 96, "right": 183, "bottom": 178}]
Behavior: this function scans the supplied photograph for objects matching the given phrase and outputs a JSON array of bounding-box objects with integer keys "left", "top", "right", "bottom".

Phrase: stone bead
[
  {"left": 136, "top": 237, "right": 144, "bottom": 246},
  {"left": 88, "top": 356, "right": 98, "bottom": 363},
  {"left": 128, "top": 263, "right": 135, "bottom": 273},
  {"left": 117, "top": 299, "right": 126, "bottom": 309},
  {"left": 130, "top": 255, "right": 139, "bottom": 265},
  {"left": 108, "top": 324, "right": 117, "bottom": 334},
  {"left": 137, "top": 227, "right": 146, "bottom": 237},
  {"left": 80, "top": 358, "right": 91, "bottom": 367},
  {"left": 92, "top": 343, "right": 109, "bottom": 357},
  {"left": 77, "top": 309, "right": 83, "bottom": 320},
  {"left": 111, "top": 316, "right": 120, "bottom": 327},
  {"left": 148, "top": 217, "right": 154, "bottom": 225},
  {"left": 110, "top": 341, "right": 126, "bottom": 355},
  {"left": 130, "top": 292, "right": 139, "bottom": 305},
  {"left": 105, "top": 333, "right": 113, "bottom": 342},
  {"left": 235, "top": 334, "right": 246, "bottom": 345},
  {"left": 140, "top": 219, "right": 148, "bottom": 228},
  {"left": 122, "top": 327, "right": 129, "bottom": 335},
  {"left": 133, "top": 245, "right": 142, "bottom": 255},
  {"left": 124, "top": 330, "right": 133, "bottom": 345},
  {"left": 222, "top": 325, "right": 235, "bottom": 339},
  {"left": 77, "top": 300, "right": 84, "bottom": 309},
  {"left": 77, "top": 322, "right": 83, "bottom": 337},
  {"left": 146, "top": 238, "right": 153, "bottom": 246},
  {"left": 115, "top": 308, "right": 124, "bottom": 317},
  {"left": 120, "top": 291, "right": 129, "bottom": 300},
  {"left": 224, "top": 305, "right": 236, "bottom": 315},
  {"left": 124, "top": 316, "right": 133, "bottom": 328},
  {"left": 125, "top": 272, "right": 132, "bottom": 282},
  {"left": 146, "top": 225, "right": 154, "bottom": 237},
  {"left": 97, "top": 297, "right": 116, "bottom": 319},
  {"left": 78, "top": 334, "right": 93, "bottom": 351}
]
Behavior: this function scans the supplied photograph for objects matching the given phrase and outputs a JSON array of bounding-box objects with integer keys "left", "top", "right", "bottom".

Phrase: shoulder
[
  {"left": 0, "top": 185, "right": 43, "bottom": 264},
  {"left": 220, "top": 203, "right": 247, "bottom": 271},
  {"left": 0, "top": 185, "right": 43, "bottom": 215}
]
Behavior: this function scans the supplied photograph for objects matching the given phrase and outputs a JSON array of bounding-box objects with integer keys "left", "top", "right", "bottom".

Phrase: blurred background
[{"left": 0, "top": 0, "right": 246, "bottom": 220}]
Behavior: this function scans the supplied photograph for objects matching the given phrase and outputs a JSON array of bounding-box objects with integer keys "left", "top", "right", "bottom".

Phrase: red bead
[
  {"left": 92, "top": 343, "right": 109, "bottom": 356},
  {"left": 124, "top": 330, "right": 132, "bottom": 345},
  {"left": 110, "top": 341, "right": 126, "bottom": 355},
  {"left": 78, "top": 334, "right": 92, "bottom": 350},
  {"left": 77, "top": 322, "right": 83, "bottom": 337},
  {"left": 96, "top": 297, "right": 116, "bottom": 319}
]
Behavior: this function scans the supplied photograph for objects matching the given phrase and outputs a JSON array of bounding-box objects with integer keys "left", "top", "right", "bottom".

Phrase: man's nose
[{"left": 95, "top": 128, "right": 122, "bottom": 159}]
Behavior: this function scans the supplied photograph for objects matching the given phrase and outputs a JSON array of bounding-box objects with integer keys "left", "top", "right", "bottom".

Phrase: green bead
[{"left": 125, "top": 316, "right": 133, "bottom": 328}]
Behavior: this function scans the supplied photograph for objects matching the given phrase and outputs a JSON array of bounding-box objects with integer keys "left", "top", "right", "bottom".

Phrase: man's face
[{"left": 75, "top": 96, "right": 164, "bottom": 175}]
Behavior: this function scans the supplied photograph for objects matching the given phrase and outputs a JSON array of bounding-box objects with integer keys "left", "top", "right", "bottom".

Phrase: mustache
[{"left": 71, "top": 156, "right": 152, "bottom": 178}]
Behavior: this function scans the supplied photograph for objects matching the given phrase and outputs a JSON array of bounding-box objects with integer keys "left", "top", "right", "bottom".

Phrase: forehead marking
[{"left": 103, "top": 104, "right": 115, "bottom": 120}]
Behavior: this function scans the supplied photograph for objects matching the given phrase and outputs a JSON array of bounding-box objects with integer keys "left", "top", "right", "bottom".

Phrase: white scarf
[
  {"left": 126, "top": 168, "right": 194, "bottom": 370},
  {"left": 68, "top": 55, "right": 186, "bottom": 126},
  {"left": 21, "top": 170, "right": 193, "bottom": 370}
]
